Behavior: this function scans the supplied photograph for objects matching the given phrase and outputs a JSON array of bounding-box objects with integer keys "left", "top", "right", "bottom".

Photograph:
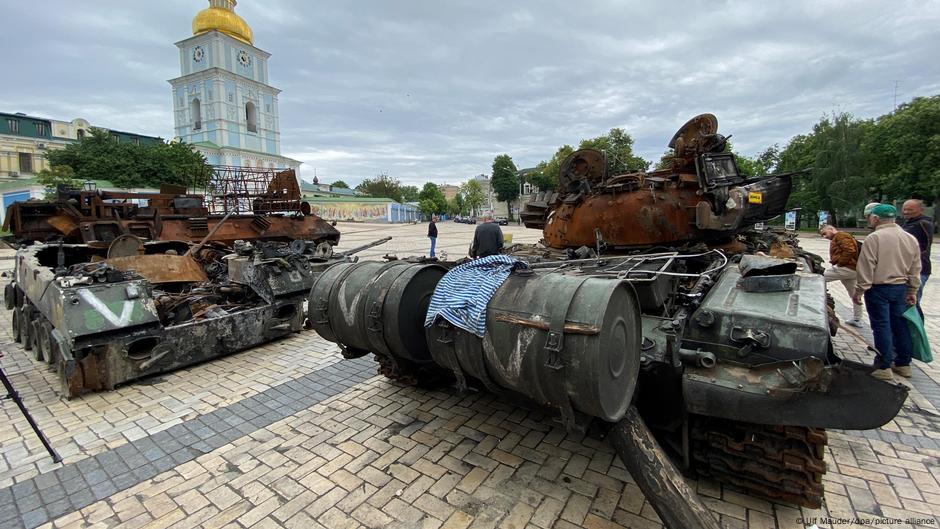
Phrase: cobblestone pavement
[{"left": 0, "top": 224, "right": 939, "bottom": 529}]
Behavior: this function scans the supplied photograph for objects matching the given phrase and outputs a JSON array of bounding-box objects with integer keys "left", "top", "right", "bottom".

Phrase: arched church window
[
  {"left": 77, "top": 129, "right": 85, "bottom": 140},
  {"left": 191, "top": 98, "right": 202, "bottom": 130},
  {"left": 246, "top": 101, "right": 257, "bottom": 133}
]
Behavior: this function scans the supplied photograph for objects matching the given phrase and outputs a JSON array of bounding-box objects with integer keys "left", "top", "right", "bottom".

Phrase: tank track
[
  {"left": 374, "top": 354, "right": 420, "bottom": 386},
  {"left": 690, "top": 417, "right": 827, "bottom": 508}
]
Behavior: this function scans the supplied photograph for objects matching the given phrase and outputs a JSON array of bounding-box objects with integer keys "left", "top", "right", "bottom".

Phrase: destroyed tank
[
  {"left": 307, "top": 114, "right": 909, "bottom": 512},
  {"left": 3, "top": 234, "right": 390, "bottom": 398}
]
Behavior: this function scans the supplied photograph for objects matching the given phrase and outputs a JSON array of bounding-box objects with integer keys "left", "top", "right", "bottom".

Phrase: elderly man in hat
[{"left": 852, "top": 203, "right": 922, "bottom": 381}]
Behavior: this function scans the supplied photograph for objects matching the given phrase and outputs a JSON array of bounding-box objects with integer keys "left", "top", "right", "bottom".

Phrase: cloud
[{"left": 4, "top": 0, "right": 939, "bottom": 184}]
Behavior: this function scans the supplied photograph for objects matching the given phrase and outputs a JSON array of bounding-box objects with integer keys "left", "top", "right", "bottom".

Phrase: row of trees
[
  {"left": 40, "top": 128, "right": 210, "bottom": 191},
  {"left": 352, "top": 173, "right": 490, "bottom": 217}
]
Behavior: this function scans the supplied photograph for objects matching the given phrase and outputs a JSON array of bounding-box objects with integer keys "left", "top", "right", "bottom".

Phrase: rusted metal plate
[
  {"left": 104, "top": 254, "right": 208, "bottom": 283},
  {"left": 542, "top": 187, "right": 702, "bottom": 248}
]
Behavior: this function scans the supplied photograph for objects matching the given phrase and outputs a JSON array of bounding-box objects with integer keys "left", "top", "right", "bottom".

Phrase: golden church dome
[{"left": 192, "top": 0, "right": 253, "bottom": 45}]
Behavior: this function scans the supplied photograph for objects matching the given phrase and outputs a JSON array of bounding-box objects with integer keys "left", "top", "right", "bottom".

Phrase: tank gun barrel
[{"left": 335, "top": 236, "right": 392, "bottom": 257}]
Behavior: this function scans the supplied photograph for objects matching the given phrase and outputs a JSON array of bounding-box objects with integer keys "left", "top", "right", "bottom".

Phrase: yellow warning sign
[{"left": 748, "top": 192, "right": 763, "bottom": 204}]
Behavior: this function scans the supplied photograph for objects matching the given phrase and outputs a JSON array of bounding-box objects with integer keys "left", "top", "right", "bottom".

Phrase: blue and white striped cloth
[{"left": 425, "top": 255, "right": 529, "bottom": 337}]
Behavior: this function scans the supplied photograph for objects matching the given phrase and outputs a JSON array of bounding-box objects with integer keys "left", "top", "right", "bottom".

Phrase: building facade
[
  {"left": 0, "top": 112, "right": 160, "bottom": 179},
  {"left": 169, "top": 0, "right": 300, "bottom": 176}
]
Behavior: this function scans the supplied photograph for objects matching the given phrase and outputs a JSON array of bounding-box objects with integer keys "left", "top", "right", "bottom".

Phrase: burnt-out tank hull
[{"left": 4, "top": 240, "right": 315, "bottom": 397}]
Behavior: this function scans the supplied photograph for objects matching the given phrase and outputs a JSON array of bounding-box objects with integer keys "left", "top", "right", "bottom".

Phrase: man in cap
[
  {"left": 900, "top": 199, "right": 933, "bottom": 317},
  {"left": 819, "top": 224, "right": 864, "bottom": 326},
  {"left": 852, "top": 203, "right": 922, "bottom": 381}
]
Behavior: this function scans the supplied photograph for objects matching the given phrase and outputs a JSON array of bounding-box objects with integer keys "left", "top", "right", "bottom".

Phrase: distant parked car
[{"left": 495, "top": 216, "right": 508, "bottom": 226}]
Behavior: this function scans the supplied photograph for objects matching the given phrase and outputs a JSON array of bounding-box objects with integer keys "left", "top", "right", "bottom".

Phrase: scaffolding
[{"left": 201, "top": 165, "right": 303, "bottom": 214}]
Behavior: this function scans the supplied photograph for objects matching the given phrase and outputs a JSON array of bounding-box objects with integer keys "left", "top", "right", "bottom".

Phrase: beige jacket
[{"left": 855, "top": 223, "right": 922, "bottom": 295}]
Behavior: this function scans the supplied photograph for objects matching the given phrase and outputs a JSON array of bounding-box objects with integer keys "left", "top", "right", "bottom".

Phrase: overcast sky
[{"left": 3, "top": 1, "right": 938, "bottom": 187}]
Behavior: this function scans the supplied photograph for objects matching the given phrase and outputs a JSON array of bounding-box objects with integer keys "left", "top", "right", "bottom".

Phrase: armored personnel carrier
[
  {"left": 308, "top": 115, "right": 909, "bottom": 514},
  {"left": 3, "top": 234, "right": 390, "bottom": 398}
]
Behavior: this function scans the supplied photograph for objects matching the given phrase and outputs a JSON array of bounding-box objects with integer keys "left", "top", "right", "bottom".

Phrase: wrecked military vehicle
[
  {"left": 3, "top": 167, "right": 340, "bottom": 249},
  {"left": 4, "top": 234, "right": 389, "bottom": 398},
  {"left": 308, "top": 115, "right": 909, "bottom": 513}
]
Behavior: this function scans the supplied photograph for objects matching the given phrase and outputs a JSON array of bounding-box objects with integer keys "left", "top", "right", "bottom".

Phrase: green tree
[
  {"left": 330, "top": 180, "right": 349, "bottom": 189},
  {"left": 447, "top": 195, "right": 465, "bottom": 215},
  {"left": 418, "top": 182, "right": 448, "bottom": 214},
  {"left": 418, "top": 198, "right": 437, "bottom": 217},
  {"left": 654, "top": 149, "right": 675, "bottom": 170},
  {"left": 864, "top": 95, "right": 940, "bottom": 204},
  {"left": 460, "top": 179, "right": 485, "bottom": 215},
  {"left": 529, "top": 145, "right": 574, "bottom": 192},
  {"left": 36, "top": 165, "right": 83, "bottom": 198},
  {"left": 491, "top": 154, "right": 519, "bottom": 219},
  {"left": 579, "top": 128, "right": 650, "bottom": 174},
  {"left": 46, "top": 128, "right": 209, "bottom": 189},
  {"left": 775, "top": 112, "right": 873, "bottom": 224},
  {"left": 400, "top": 185, "right": 420, "bottom": 202},
  {"left": 355, "top": 173, "right": 403, "bottom": 202},
  {"left": 728, "top": 144, "right": 779, "bottom": 177}
]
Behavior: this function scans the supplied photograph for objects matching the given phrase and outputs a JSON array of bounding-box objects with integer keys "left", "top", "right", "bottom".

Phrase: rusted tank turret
[{"left": 521, "top": 114, "right": 793, "bottom": 249}]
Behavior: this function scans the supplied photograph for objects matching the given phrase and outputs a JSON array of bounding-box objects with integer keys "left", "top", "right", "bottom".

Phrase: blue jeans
[
  {"left": 864, "top": 284, "right": 913, "bottom": 369},
  {"left": 429, "top": 236, "right": 436, "bottom": 257}
]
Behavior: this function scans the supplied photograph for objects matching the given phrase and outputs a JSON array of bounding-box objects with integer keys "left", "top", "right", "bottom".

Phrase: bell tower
[{"left": 168, "top": 0, "right": 300, "bottom": 173}]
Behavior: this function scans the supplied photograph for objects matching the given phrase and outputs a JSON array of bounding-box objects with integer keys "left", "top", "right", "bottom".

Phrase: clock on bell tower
[{"left": 167, "top": 0, "right": 300, "bottom": 175}]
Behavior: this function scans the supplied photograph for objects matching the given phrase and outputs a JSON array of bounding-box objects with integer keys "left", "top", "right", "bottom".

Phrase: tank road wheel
[
  {"left": 4, "top": 284, "right": 14, "bottom": 310},
  {"left": 20, "top": 307, "right": 34, "bottom": 352},
  {"left": 40, "top": 322, "right": 55, "bottom": 364},
  {"left": 30, "top": 320, "right": 45, "bottom": 361},
  {"left": 11, "top": 308, "right": 21, "bottom": 343}
]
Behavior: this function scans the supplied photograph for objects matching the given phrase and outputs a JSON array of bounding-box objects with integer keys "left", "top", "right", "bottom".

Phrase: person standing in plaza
[
  {"left": 819, "top": 224, "right": 865, "bottom": 326},
  {"left": 852, "top": 204, "right": 922, "bottom": 381},
  {"left": 470, "top": 214, "right": 504, "bottom": 258},
  {"left": 428, "top": 215, "right": 438, "bottom": 258},
  {"left": 901, "top": 199, "right": 933, "bottom": 317}
]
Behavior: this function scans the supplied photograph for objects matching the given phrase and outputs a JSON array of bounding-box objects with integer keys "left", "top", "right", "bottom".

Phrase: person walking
[
  {"left": 470, "top": 214, "right": 504, "bottom": 258},
  {"left": 901, "top": 199, "right": 933, "bottom": 317},
  {"left": 819, "top": 224, "right": 864, "bottom": 326},
  {"left": 852, "top": 204, "right": 922, "bottom": 381},
  {"left": 428, "top": 215, "right": 438, "bottom": 258}
]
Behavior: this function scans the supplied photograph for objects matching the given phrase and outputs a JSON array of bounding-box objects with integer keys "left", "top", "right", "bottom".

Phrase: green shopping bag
[{"left": 903, "top": 306, "right": 933, "bottom": 363}]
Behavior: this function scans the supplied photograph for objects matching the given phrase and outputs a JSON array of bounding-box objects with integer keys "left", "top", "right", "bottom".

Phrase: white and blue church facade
[{"left": 168, "top": 0, "right": 300, "bottom": 173}]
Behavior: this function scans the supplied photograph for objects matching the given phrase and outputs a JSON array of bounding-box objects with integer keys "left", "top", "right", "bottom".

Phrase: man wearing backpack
[
  {"left": 901, "top": 199, "right": 933, "bottom": 318},
  {"left": 819, "top": 224, "right": 865, "bottom": 326}
]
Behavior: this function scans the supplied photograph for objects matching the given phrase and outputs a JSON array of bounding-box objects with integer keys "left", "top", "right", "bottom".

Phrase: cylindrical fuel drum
[
  {"left": 428, "top": 271, "right": 641, "bottom": 422},
  {"left": 309, "top": 261, "right": 446, "bottom": 363}
]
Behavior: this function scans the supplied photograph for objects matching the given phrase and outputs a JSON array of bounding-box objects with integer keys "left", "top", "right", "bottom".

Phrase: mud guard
[{"left": 683, "top": 358, "right": 908, "bottom": 430}]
